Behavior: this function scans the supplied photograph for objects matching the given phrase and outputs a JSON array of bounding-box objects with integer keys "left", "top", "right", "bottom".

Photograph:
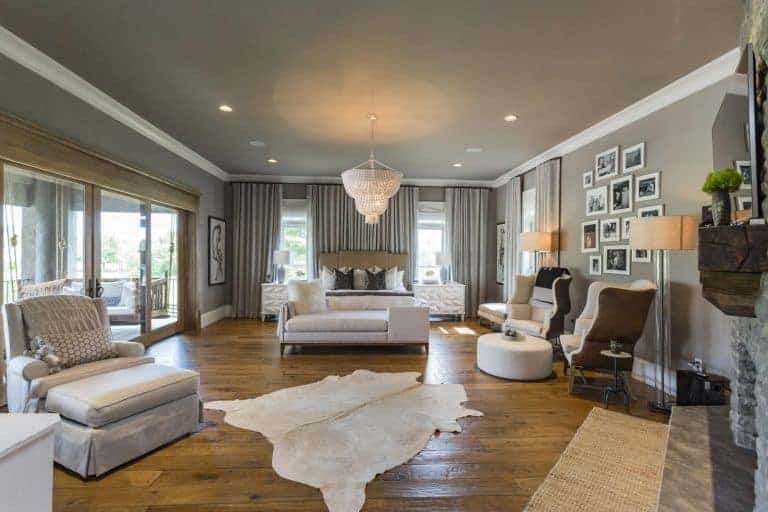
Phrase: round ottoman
[{"left": 477, "top": 333, "right": 553, "bottom": 380}]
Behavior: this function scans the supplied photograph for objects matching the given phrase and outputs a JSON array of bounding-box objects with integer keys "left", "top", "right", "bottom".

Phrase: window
[
  {"left": 416, "top": 201, "right": 446, "bottom": 282},
  {"left": 520, "top": 187, "right": 536, "bottom": 275},
  {"left": 280, "top": 199, "right": 308, "bottom": 280}
]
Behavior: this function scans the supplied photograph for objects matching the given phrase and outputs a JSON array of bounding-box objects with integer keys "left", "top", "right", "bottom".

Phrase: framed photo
[
  {"left": 600, "top": 218, "right": 620, "bottom": 242},
  {"left": 604, "top": 245, "right": 631, "bottom": 275},
  {"left": 496, "top": 223, "right": 505, "bottom": 284},
  {"left": 735, "top": 160, "right": 752, "bottom": 190},
  {"left": 632, "top": 249, "right": 651, "bottom": 263},
  {"left": 635, "top": 172, "right": 660, "bottom": 202},
  {"left": 638, "top": 204, "right": 664, "bottom": 218},
  {"left": 208, "top": 216, "right": 227, "bottom": 286},
  {"left": 737, "top": 196, "right": 753, "bottom": 211},
  {"left": 582, "top": 170, "right": 594, "bottom": 188},
  {"left": 609, "top": 176, "right": 633, "bottom": 214},
  {"left": 589, "top": 255, "right": 602, "bottom": 276},
  {"left": 586, "top": 186, "right": 608, "bottom": 216},
  {"left": 581, "top": 220, "right": 599, "bottom": 253},
  {"left": 595, "top": 147, "right": 619, "bottom": 181},
  {"left": 622, "top": 142, "right": 645, "bottom": 173},
  {"left": 621, "top": 216, "right": 634, "bottom": 240}
]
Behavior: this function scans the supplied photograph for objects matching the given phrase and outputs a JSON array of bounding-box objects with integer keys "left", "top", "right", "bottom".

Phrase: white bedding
[{"left": 327, "top": 294, "right": 417, "bottom": 311}]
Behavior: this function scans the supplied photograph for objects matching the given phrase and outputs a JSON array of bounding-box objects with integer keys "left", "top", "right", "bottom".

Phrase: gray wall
[
  {"left": 557, "top": 78, "right": 736, "bottom": 376},
  {"left": 0, "top": 56, "right": 231, "bottom": 315}
]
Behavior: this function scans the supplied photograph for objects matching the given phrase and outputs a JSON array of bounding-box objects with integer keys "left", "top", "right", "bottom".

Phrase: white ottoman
[{"left": 477, "top": 333, "right": 553, "bottom": 380}]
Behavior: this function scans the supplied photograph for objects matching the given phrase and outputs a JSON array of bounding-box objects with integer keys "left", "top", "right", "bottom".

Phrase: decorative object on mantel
[
  {"left": 341, "top": 114, "right": 403, "bottom": 224},
  {"left": 206, "top": 370, "right": 482, "bottom": 512},
  {"left": 273, "top": 250, "right": 290, "bottom": 284},
  {"left": 630, "top": 215, "right": 697, "bottom": 414},
  {"left": 701, "top": 168, "right": 742, "bottom": 226}
]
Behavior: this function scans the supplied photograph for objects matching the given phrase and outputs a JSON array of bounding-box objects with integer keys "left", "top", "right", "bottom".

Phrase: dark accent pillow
[
  {"left": 333, "top": 268, "right": 354, "bottom": 290},
  {"left": 365, "top": 269, "right": 386, "bottom": 290},
  {"left": 534, "top": 267, "right": 570, "bottom": 289}
]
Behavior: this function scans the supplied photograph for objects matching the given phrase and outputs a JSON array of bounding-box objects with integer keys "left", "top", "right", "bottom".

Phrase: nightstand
[
  {"left": 412, "top": 281, "right": 466, "bottom": 321},
  {"left": 260, "top": 282, "right": 288, "bottom": 321}
]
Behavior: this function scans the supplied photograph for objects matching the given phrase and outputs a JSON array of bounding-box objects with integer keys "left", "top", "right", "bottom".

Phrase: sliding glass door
[{"left": 150, "top": 204, "right": 180, "bottom": 335}]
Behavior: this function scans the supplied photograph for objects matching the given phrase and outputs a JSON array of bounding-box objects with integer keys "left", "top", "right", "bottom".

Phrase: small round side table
[{"left": 600, "top": 350, "right": 632, "bottom": 410}]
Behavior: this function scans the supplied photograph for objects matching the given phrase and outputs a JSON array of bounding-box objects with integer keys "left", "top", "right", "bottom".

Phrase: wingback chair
[
  {"left": 485, "top": 267, "right": 572, "bottom": 341},
  {"left": 561, "top": 280, "right": 656, "bottom": 394},
  {"left": 3, "top": 295, "right": 201, "bottom": 477}
]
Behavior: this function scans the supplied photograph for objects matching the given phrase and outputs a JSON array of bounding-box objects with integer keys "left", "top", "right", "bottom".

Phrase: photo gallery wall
[{"left": 581, "top": 142, "right": 662, "bottom": 276}]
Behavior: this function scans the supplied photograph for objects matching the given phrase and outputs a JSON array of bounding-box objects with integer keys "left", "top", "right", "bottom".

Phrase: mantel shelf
[{"left": 698, "top": 224, "right": 768, "bottom": 317}]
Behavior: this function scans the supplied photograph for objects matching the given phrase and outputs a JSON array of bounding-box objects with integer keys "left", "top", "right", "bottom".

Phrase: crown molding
[
  {"left": 228, "top": 173, "right": 495, "bottom": 187},
  {"left": 491, "top": 47, "right": 743, "bottom": 188},
  {"left": 0, "top": 24, "right": 229, "bottom": 181}
]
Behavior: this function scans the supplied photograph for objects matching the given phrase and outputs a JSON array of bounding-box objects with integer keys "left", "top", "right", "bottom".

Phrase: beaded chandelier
[{"left": 341, "top": 114, "right": 403, "bottom": 224}]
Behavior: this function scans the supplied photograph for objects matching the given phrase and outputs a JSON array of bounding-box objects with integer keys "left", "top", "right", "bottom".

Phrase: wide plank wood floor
[{"left": 52, "top": 319, "right": 666, "bottom": 512}]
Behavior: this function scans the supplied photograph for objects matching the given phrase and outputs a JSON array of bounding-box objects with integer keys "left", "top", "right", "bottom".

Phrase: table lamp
[
  {"left": 273, "top": 250, "right": 291, "bottom": 284},
  {"left": 520, "top": 231, "right": 555, "bottom": 270},
  {"left": 630, "top": 215, "right": 697, "bottom": 413}
]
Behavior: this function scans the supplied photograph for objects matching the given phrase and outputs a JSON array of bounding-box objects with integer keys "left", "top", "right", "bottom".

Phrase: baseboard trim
[
  {"left": 632, "top": 356, "right": 677, "bottom": 397},
  {"left": 201, "top": 304, "right": 233, "bottom": 328}
]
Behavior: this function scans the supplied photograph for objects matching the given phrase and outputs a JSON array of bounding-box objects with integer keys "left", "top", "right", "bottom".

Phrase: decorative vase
[{"left": 710, "top": 190, "right": 731, "bottom": 226}]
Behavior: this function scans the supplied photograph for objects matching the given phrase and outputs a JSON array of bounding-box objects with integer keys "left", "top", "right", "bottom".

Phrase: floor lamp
[
  {"left": 629, "top": 215, "right": 697, "bottom": 413},
  {"left": 520, "top": 231, "right": 555, "bottom": 271}
]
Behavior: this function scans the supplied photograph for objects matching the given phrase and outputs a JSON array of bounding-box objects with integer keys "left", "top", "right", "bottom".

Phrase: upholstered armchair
[
  {"left": 561, "top": 280, "right": 656, "bottom": 394},
  {"left": 3, "top": 295, "right": 201, "bottom": 477},
  {"left": 498, "top": 267, "right": 572, "bottom": 341}
]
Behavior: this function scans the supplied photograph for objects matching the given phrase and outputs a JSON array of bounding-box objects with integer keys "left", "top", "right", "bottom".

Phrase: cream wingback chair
[
  {"left": 3, "top": 295, "right": 201, "bottom": 477},
  {"left": 561, "top": 280, "right": 656, "bottom": 394}
]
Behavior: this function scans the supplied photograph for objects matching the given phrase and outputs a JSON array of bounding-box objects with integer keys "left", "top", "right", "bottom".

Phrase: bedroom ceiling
[{"left": 0, "top": 0, "right": 744, "bottom": 181}]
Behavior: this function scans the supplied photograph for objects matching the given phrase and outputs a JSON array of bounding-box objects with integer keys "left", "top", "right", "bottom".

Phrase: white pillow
[
  {"left": 320, "top": 266, "right": 335, "bottom": 289},
  {"left": 120, "top": 280, "right": 136, "bottom": 309},
  {"left": 385, "top": 267, "right": 399, "bottom": 290},
  {"left": 287, "top": 279, "right": 327, "bottom": 315}
]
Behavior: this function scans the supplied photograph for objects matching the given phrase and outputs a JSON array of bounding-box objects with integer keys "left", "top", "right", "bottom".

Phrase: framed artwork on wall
[
  {"left": 638, "top": 204, "right": 664, "bottom": 217},
  {"left": 496, "top": 223, "right": 505, "bottom": 284},
  {"left": 632, "top": 249, "right": 651, "bottom": 263},
  {"left": 604, "top": 245, "right": 631, "bottom": 275},
  {"left": 609, "top": 176, "right": 633, "bottom": 214},
  {"left": 600, "top": 218, "right": 620, "bottom": 242},
  {"left": 581, "top": 220, "right": 599, "bottom": 253},
  {"left": 622, "top": 142, "right": 645, "bottom": 173},
  {"left": 735, "top": 160, "right": 752, "bottom": 190},
  {"left": 635, "top": 171, "right": 660, "bottom": 202},
  {"left": 595, "top": 146, "right": 619, "bottom": 181},
  {"left": 208, "top": 216, "right": 227, "bottom": 286},
  {"left": 589, "top": 255, "right": 602, "bottom": 276},
  {"left": 586, "top": 186, "right": 608, "bottom": 216},
  {"left": 621, "top": 216, "right": 634, "bottom": 240},
  {"left": 583, "top": 170, "right": 594, "bottom": 188}
]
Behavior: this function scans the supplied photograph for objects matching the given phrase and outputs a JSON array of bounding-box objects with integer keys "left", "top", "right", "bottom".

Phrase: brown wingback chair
[{"left": 561, "top": 280, "right": 656, "bottom": 394}]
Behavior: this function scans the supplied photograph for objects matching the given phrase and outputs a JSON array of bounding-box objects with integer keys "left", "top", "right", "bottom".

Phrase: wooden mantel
[{"left": 698, "top": 224, "right": 768, "bottom": 317}]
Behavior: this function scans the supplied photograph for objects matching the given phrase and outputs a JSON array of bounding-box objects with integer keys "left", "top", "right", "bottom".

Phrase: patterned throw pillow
[
  {"left": 332, "top": 268, "right": 354, "bottom": 290},
  {"left": 33, "top": 327, "right": 117, "bottom": 371},
  {"left": 364, "top": 269, "right": 386, "bottom": 290}
]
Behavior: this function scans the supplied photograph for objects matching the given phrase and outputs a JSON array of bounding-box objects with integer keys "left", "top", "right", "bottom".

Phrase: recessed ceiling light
[
  {"left": 218, "top": 105, "right": 233, "bottom": 112},
  {"left": 466, "top": 147, "right": 483, "bottom": 153},
  {"left": 268, "top": 158, "right": 278, "bottom": 164},
  {"left": 504, "top": 114, "right": 518, "bottom": 122},
  {"left": 249, "top": 140, "right": 266, "bottom": 147},
  {"left": 452, "top": 163, "right": 463, "bottom": 167}
]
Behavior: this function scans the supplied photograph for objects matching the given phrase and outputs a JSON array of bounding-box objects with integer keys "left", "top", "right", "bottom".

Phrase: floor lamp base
[{"left": 648, "top": 400, "right": 672, "bottom": 415}]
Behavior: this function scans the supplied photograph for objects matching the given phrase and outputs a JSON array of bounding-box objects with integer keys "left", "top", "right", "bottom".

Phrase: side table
[{"left": 600, "top": 350, "right": 633, "bottom": 410}]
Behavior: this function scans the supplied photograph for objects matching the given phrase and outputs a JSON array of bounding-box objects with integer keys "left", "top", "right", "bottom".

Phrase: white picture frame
[
  {"left": 621, "top": 216, "right": 634, "bottom": 241},
  {"left": 582, "top": 170, "right": 594, "bottom": 189},
  {"left": 622, "top": 142, "right": 645, "bottom": 173},
  {"left": 586, "top": 186, "right": 608, "bottom": 216},
  {"left": 638, "top": 204, "right": 664, "bottom": 218},
  {"left": 609, "top": 176, "right": 633, "bottom": 214},
  {"left": 581, "top": 220, "right": 599, "bottom": 253},
  {"left": 737, "top": 196, "right": 753, "bottom": 211},
  {"left": 595, "top": 146, "right": 619, "bottom": 181},
  {"left": 589, "top": 255, "right": 602, "bottom": 276},
  {"left": 735, "top": 160, "right": 752, "bottom": 190},
  {"left": 604, "top": 245, "right": 631, "bottom": 275},
  {"left": 632, "top": 249, "right": 652, "bottom": 263},
  {"left": 600, "top": 218, "right": 620, "bottom": 243},
  {"left": 635, "top": 171, "right": 660, "bottom": 202}
]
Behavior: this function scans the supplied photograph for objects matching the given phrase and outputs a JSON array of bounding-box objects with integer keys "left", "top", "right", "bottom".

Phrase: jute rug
[
  {"left": 525, "top": 407, "right": 669, "bottom": 512},
  {"left": 205, "top": 370, "right": 482, "bottom": 512}
]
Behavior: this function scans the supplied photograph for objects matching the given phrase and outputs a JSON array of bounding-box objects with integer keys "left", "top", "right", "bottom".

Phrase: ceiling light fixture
[
  {"left": 341, "top": 113, "right": 403, "bottom": 225},
  {"left": 219, "top": 105, "right": 233, "bottom": 112},
  {"left": 466, "top": 147, "right": 483, "bottom": 153},
  {"left": 504, "top": 114, "right": 518, "bottom": 122},
  {"left": 452, "top": 163, "right": 463, "bottom": 167},
  {"left": 268, "top": 158, "right": 278, "bottom": 164},
  {"left": 249, "top": 140, "right": 266, "bottom": 147}
]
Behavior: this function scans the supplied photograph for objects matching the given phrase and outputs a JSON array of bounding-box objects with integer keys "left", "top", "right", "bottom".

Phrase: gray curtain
[
  {"left": 307, "top": 184, "right": 418, "bottom": 282},
  {"left": 232, "top": 183, "right": 282, "bottom": 318},
  {"left": 503, "top": 176, "right": 522, "bottom": 301},
  {"left": 446, "top": 187, "right": 488, "bottom": 318},
  {"left": 535, "top": 158, "right": 561, "bottom": 267}
]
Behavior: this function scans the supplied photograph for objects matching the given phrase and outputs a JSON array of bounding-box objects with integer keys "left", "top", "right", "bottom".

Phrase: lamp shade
[
  {"left": 435, "top": 252, "right": 451, "bottom": 265},
  {"left": 520, "top": 231, "right": 555, "bottom": 252},
  {"left": 629, "top": 215, "right": 697, "bottom": 250},
  {"left": 273, "top": 250, "right": 291, "bottom": 265}
]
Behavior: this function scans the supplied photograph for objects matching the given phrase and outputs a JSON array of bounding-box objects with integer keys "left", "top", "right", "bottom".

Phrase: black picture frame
[
  {"left": 747, "top": 43, "right": 764, "bottom": 218},
  {"left": 208, "top": 216, "right": 227, "bottom": 286},
  {"left": 496, "top": 222, "right": 505, "bottom": 284}
]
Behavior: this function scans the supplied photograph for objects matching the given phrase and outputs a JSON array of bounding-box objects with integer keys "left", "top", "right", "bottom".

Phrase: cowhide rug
[{"left": 205, "top": 370, "right": 482, "bottom": 512}]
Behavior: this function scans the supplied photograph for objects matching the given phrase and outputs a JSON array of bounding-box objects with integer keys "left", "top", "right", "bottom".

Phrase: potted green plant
[{"left": 702, "top": 168, "right": 742, "bottom": 226}]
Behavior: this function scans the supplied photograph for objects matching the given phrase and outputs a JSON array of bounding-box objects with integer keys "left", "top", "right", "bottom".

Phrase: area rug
[
  {"left": 524, "top": 407, "right": 669, "bottom": 512},
  {"left": 205, "top": 370, "right": 482, "bottom": 512}
]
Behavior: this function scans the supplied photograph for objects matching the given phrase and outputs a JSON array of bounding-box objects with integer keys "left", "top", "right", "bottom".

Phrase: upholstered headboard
[{"left": 318, "top": 251, "right": 410, "bottom": 288}]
